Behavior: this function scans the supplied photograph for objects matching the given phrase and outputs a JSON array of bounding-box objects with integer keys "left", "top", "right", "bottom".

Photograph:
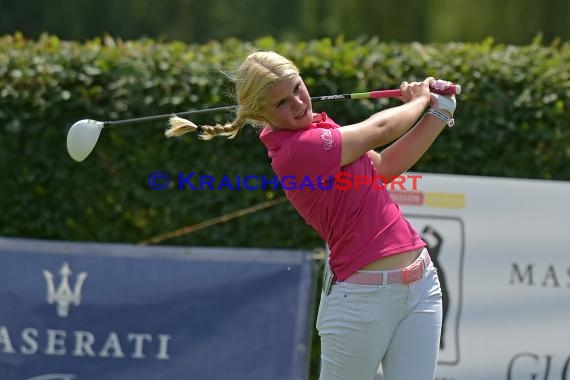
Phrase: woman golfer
[{"left": 166, "top": 51, "right": 456, "bottom": 380}]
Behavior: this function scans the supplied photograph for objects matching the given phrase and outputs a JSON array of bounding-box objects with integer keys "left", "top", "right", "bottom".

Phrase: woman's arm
[
  {"left": 371, "top": 112, "right": 449, "bottom": 178},
  {"left": 338, "top": 78, "right": 432, "bottom": 166},
  {"left": 344, "top": 79, "right": 457, "bottom": 178},
  {"left": 370, "top": 85, "right": 457, "bottom": 178}
]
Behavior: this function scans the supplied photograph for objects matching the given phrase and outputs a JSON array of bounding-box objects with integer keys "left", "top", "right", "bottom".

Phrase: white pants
[{"left": 316, "top": 257, "right": 443, "bottom": 380}]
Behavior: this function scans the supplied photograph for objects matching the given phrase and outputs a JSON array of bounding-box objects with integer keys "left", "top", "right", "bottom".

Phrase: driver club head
[{"left": 66, "top": 119, "right": 105, "bottom": 162}]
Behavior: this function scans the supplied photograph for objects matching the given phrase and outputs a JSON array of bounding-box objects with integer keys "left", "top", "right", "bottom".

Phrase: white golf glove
[{"left": 428, "top": 79, "right": 457, "bottom": 127}]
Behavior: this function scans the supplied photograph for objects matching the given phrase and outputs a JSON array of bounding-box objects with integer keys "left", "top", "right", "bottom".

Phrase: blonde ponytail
[{"left": 166, "top": 115, "right": 248, "bottom": 140}]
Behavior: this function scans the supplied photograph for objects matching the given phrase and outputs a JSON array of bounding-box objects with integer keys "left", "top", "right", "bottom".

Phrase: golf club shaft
[
  {"left": 103, "top": 105, "right": 237, "bottom": 127},
  {"left": 316, "top": 84, "right": 460, "bottom": 101},
  {"left": 103, "top": 84, "right": 460, "bottom": 127}
]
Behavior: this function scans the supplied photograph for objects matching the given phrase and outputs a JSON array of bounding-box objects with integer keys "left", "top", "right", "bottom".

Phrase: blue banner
[{"left": 0, "top": 238, "right": 316, "bottom": 380}]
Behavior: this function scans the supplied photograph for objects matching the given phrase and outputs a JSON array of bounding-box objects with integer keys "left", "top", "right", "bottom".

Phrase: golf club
[{"left": 66, "top": 84, "right": 460, "bottom": 162}]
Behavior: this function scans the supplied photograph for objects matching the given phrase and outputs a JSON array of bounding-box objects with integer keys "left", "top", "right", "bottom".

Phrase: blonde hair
[{"left": 165, "top": 51, "right": 300, "bottom": 140}]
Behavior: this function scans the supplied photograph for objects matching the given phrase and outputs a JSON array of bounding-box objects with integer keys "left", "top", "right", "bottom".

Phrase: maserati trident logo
[{"left": 43, "top": 262, "right": 88, "bottom": 317}]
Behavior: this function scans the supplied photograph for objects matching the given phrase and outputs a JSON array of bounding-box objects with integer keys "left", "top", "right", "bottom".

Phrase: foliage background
[
  {"left": 2, "top": 34, "right": 569, "bottom": 246},
  {"left": 1, "top": 0, "right": 569, "bottom": 45}
]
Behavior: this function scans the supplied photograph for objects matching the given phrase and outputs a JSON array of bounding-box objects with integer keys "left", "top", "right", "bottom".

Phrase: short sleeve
[{"left": 274, "top": 126, "right": 342, "bottom": 180}]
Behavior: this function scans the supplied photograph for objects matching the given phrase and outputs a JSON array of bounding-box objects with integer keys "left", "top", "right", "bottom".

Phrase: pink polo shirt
[{"left": 259, "top": 112, "right": 425, "bottom": 281}]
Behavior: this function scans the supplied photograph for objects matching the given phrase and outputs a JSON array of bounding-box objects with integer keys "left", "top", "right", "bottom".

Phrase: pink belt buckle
[
  {"left": 402, "top": 260, "right": 423, "bottom": 284},
  {"left": 401, "top": 266, "right": 414, "bottom": 284}
]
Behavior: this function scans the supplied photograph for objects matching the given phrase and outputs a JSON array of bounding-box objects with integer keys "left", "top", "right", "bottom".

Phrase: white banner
[{"left": 387, "top": 173, "right": 570, "bottom": 380}]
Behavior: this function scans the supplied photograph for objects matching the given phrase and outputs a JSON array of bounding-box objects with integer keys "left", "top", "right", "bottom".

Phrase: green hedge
[
  {"left": 2, "top": 33, "right": 568, "bottom": 244},
  {"left": 2, "top": 32, "right": 569, "bottom": 378}
]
